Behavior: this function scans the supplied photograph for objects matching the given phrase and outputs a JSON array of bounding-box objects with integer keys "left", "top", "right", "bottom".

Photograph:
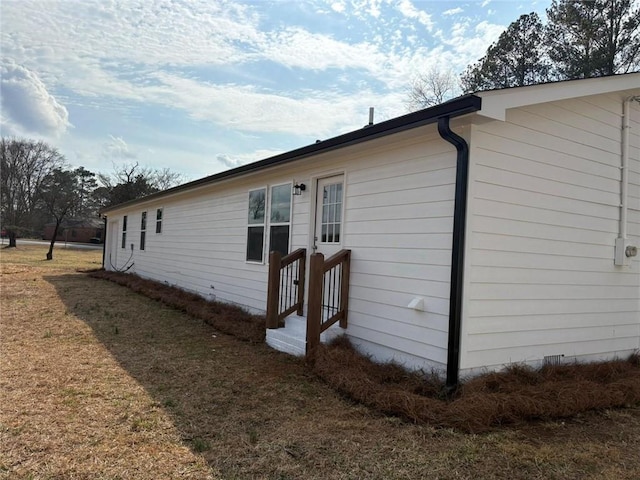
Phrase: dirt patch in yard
[{"left": 2, "top": 247, "right": 640, "bottom": 479}]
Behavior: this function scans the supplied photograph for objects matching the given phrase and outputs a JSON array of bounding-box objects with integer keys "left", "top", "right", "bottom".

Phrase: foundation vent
[{"left": 543, "top": 354, "right": 565, "bottom": 367}]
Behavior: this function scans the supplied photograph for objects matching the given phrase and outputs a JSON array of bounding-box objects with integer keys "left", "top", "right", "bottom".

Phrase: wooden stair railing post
[
  {"left": 339, "top": 250, "right": 351, "bottom": 328},
  {"left": 266, "top": 250, "right": 281, "bottom": 329},
  {"left": 306, "top": 252, "right": 324, "bottom": 355},
  {"left": 296, "top": 254, "right": 306, "bottom": 316}
]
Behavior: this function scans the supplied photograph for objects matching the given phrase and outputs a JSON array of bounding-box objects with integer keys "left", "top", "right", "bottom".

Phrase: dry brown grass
[
  {"left": 89, "top": 270, "right": 265, "bottom": 343},
  {"left": 90, "top": 269, "right": 640, "bottom": 434},
  {"left": 2, "top": 245, "right": 640, "bottom": 479}
]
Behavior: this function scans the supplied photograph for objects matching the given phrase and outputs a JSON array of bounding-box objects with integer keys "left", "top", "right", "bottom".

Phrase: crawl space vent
[{"left": 543, "top": 354, "right": 565, "bottom": 367}]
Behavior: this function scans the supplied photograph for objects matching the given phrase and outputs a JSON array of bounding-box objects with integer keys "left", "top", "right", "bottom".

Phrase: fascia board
[{"left": 476, "top": 73, "right": 640, "bottom": 121}]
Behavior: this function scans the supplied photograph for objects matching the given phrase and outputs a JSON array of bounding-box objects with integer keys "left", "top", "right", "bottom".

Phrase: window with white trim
[
  {"left": 155, "top": 208, "right": 163, "bottom": 234},
  {"left": 246, "top": 188, "right": 266, "bottom": 262},
  {"left": 121, "top": 215, "right": 127, "bottom": 249},
  {"left": 140, "top": 211, "right": 147, "bottom": 250},
  {"left": 269, "top": 183, "right": 291, "bottom": 256}
]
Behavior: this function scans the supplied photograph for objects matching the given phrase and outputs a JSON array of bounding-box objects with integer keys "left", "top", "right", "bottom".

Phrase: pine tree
[
  {"left": 461, "top": 13, "right": 550, "bottom": 92},
  {"left": 546, "top": 0, "right": 640, "bottom": 78}
]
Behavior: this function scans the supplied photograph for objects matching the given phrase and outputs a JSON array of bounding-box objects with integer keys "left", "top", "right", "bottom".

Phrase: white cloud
[
  {"left": 330, "top": 1, "right": 346, "bottom": 13},
  {"left": 142, "top": 72, "right": 396, "bottom": 137},
  {"left": 0, "top": 59, "right": 71, "bottom": 136},
  {"left": 0, "top": 0, "right": 540, "bottom": 180},
  {"left": 102, "top": 135, "right": 138, "bottom": 161},
  {"left": 396, "top": 0, "right": 434, "bottom": 31},
  {"left": 346, "top": 0, "right": 384, "bottom": 18},
  {"left": 262, "top": 27, "right": 385, "bottom": 72},
  {"left": 443, "top": 7, "right": 464, "bottom": 16},
  {"left": 216, "top": 148, "right": 284, "bottom": 170},
  {"left": 1, "top": 1, "right": 261, "bottom": 68},
  {"left": 436, "top": 20, "right": 506, "bottom": 64}
]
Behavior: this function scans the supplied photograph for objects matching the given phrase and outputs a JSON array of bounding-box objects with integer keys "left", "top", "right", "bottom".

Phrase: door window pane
[{"left": 320, "top": 181, "right": 342, "bottom": 244}]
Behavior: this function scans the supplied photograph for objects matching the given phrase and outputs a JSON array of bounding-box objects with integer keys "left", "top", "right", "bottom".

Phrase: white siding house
[{"left": 101, "top": 74, "right": 640, "bottom": 387}]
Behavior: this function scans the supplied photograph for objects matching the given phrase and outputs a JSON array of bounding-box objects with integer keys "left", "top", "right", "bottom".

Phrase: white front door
[
  {"left": 313, "top": 174, "right": 344, "bottom": 257},
  {"left": 313, "top": 175, "right": 345, "bottom": 320}
]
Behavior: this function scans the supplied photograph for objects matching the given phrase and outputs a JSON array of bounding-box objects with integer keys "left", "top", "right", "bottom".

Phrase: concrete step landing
[{"left": 266, "top": 315, "right": 343, "bottom": 357}]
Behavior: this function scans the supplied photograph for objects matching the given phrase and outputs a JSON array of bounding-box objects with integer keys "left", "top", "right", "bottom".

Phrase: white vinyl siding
[
  {"left": 462, "top": 93, "right": 640, "bottom": 372},
  {"left": 103, "top": 126, "right": 457, "bottom": 368},
  {"left": 342, "top": 130, "right": 457, "bottom": 369}
]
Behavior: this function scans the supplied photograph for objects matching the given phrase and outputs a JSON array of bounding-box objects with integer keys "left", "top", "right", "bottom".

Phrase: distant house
[
  {"left": 43, "top": 218, "right": 104, "bottom": 244},
  {"left": 100, "top": 74, "right": 640, "bottom": 388}
]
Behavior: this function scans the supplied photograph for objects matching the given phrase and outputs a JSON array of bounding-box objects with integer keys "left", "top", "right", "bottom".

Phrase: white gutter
[{"left": 615, "top": 96, "right": 640, "bottom": 266}]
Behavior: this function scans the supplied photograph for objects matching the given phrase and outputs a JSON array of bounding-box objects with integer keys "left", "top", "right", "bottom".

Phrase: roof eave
[{"left": 100, "top": 94, "right": 481, "bottom": 214}]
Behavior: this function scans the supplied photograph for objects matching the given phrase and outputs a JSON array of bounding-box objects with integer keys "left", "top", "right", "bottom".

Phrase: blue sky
[{"left": 1, "top": 0, "right": 551, "bottom": 182}]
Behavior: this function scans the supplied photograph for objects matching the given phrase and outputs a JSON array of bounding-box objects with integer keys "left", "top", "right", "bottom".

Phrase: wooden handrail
[
  {"left": 321, "top": 249, "right": 351, "bottom": 272},
  {"left": 306, "top": 249, "right": 351, "bottom": 356},
  {"left": 266, "top": 248, "right": 306, "bottom": 329},
  {"left": 281, "top": 248, "right": 306, "bottom": 268}
]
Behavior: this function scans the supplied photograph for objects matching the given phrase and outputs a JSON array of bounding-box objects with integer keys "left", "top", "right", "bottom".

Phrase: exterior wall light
[{"left": 293, "top": 183, "right": 306, "bottom": 196}]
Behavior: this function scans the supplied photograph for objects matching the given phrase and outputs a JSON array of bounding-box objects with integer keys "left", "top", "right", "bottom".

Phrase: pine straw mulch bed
[
  {"left": 89, "top": 269, "right": 640, "bottom": 433},
  {"left": 313, "top": 336, "right": 640, "bottom": 433}
]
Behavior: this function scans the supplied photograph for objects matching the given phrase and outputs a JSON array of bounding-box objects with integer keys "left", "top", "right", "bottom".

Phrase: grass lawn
[{"left": 1, "top": 245, "right": 639, "bottom": 479}]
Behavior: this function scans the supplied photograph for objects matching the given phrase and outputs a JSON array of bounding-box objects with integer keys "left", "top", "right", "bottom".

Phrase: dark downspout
[
  {"left": 102, "top": 216, "right": 107, "bottom": 269},
  {"left": 437, "top": 116, "right": 470, "bottom": 393}
]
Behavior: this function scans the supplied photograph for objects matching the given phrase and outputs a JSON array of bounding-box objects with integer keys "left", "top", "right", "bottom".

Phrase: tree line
[
  {"left": 0, "top": 137, "right": 182, "bottom": 258},
  {"left": 408, "top": 0, "right": 639, "bottom": 109}
]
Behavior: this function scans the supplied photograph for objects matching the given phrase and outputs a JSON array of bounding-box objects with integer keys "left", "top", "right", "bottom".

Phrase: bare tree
[
  {"left": 95, "top": 162, "right": 184, "bottom": 208},
  {"left": 153, "top": 167, "right": 183, "bottom": 191},
  {"left": 38, "top": 169, "right": 82, "bottom": 260},
  {"left": 406, "top": 67, "right": 460, "bottom": 111},
  {"left": 0, "top": 138, "right": 66, "bottom": 247}
]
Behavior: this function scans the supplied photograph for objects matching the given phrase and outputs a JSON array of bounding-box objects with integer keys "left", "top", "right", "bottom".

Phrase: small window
[
  {"left": 121, "top": 215, "right": 128, "bottom": 249},
  {"left": 156, "top": 208, "right": 163, "bottom": 234},
  {"left": 246, "top": 188, "right": 266, "bottom": 262},
  {"left": 269, "top": 183, "right": 291, "bottom": 256},
  {"left": 140, "top": 211, "right": 147, "bottom": 251}
]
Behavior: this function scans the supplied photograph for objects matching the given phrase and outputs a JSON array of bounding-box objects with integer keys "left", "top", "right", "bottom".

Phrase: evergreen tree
[
  {"left": 546, "top": 0, "right": 640, "bottom": 78},
  {"left": 461, "top": 13, "right": 550, "bottom": 92}
]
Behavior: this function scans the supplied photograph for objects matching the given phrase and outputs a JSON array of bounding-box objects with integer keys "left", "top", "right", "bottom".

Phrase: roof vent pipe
[{"left": 368, "top": 107, "right": 374, "bottom": 126}]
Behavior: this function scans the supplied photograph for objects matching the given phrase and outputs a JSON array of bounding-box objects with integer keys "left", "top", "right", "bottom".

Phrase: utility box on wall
[{"left": 615, "top": 237, "right": 638, "bottom": 266}]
